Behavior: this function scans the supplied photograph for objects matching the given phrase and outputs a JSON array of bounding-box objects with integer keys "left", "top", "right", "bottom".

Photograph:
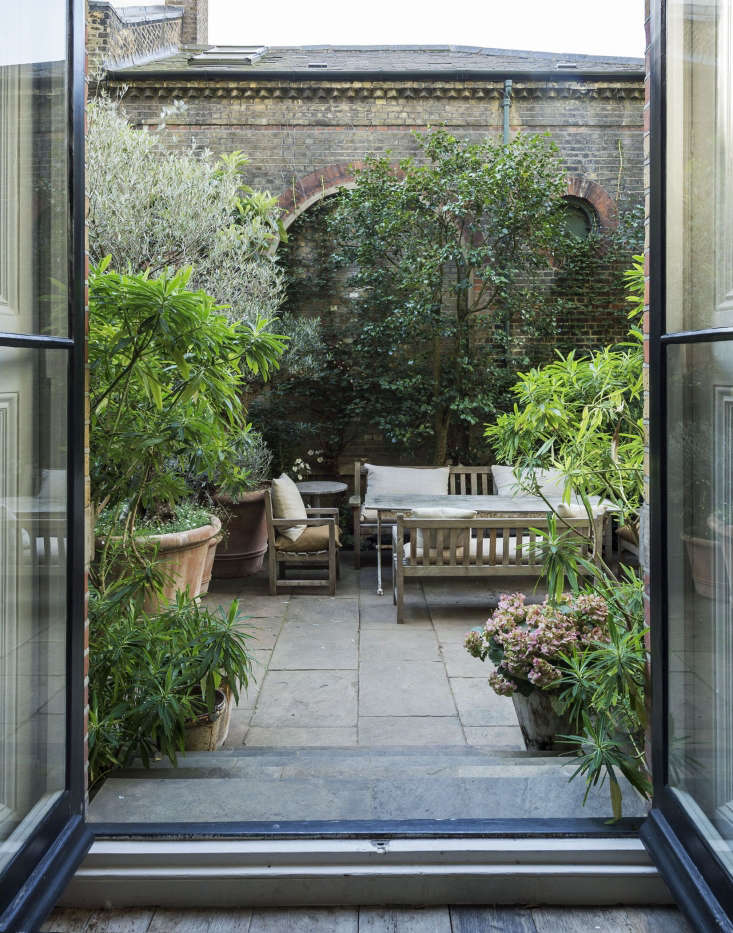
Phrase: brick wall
[
  {"left": 110, "top": 77, "right": 644, "bottom": 216},
  {"left": 87, "top": 2, "right": 182, "bottom": 76},
  {"left": 166, "top": 0, "right": 208, "bottom": 45}
]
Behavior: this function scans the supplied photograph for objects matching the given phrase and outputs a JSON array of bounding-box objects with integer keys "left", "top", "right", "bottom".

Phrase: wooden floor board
[{"left": 450, "top": 906, "right": 537, "bottom": 932}]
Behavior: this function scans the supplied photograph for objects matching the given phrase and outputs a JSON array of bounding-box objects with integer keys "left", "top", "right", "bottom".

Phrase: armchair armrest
[
  {"left": 270, "top": 516, "right": 336, "bottom": 528},
  {"left": 306, "top": 507, "right": 339, "bottom": 516}
]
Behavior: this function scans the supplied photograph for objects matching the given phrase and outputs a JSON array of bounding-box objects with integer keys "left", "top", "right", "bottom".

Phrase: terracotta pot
[
  {"left": 183, "top": 688, "right": 227, "bottom": 752},
  {"left": 200, "top": 531, "right": 223, "bottom": 595},
  {"left": 97, "top": 514, "right": 222, "bottom": 614},
  {"left": 213, "top": 489, "right": 268, "bottom": 578},
  {"left": 512, "top": 689, "right": 575, "bottom": 751}
]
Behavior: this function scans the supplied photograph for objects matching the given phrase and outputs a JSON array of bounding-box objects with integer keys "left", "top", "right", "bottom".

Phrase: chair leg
[
  {"left": 353, "top": 510, "right": 361, "bottom": 569},
  {"left": 396, "top": 572, "right": 404, "bottom": 624},
  {"left": 268, "top": 547, "right": 277, "bottom": 596},
  {"left": 336, "top": 551, "right": 341, "bottom": 580}
]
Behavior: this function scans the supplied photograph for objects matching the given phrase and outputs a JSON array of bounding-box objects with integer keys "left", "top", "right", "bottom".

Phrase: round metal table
[{"left": 296, "top": 479, "right": 348, "bottom": 508}]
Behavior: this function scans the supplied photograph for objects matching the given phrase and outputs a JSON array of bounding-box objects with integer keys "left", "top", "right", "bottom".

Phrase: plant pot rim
[
  {"left": 213, "top": 487, "right": 268, "bottom": 506},
  {"left": 184, "top": 687, "right": 227, "bottom": 728},
  {"left": 97, "top": 513, "right": 221, "bottom": 550}
]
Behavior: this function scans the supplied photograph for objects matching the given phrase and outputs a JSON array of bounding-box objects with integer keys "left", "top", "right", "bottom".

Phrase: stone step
[
  {"left": 111, "top": 744, "right": 577, "bottom": 783},
  {"left": 89, "top": 770, "right": 647, "bottom": 823}
]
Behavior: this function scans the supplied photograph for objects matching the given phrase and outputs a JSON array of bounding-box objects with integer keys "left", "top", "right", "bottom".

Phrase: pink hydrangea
[{"left": 467, "top": 591, "right": 611, "bottom": 698}]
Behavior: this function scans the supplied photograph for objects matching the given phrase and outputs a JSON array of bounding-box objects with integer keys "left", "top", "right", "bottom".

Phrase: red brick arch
[
  {"left": 566, "top": 175, "right": 618, "bottom": 230},
  {"left": 277, "top": 162, "right": 365, "bottom": 231}
]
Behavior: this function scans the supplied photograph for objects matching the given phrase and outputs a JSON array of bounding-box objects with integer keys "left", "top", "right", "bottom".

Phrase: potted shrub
[
  {"left": 88, "top": 573, "right": 254, "bottom": 792},
  {"left": 465, "top": 591, "right": 611, "bottom": 750},
  {"left": 191, "top": 428, "right": 274, "bottom": 578},
  {"left": 89, "top": 261, "right": 284, "bottom": 608}
]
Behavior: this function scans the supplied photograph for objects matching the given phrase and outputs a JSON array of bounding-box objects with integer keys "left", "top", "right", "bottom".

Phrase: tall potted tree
[{"left": 90, "top": 261, "right": 284, "bottom": 609}]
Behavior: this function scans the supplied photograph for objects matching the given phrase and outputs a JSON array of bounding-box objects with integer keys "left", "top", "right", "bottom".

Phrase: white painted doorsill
[{"left": 61, "top": 836, "right": 673, "bottom": 908}]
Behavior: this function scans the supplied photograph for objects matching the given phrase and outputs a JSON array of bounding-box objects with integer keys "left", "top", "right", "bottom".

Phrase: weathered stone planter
[
  {"left": 512, "top": 689, "right": 575, "bottom": 751},
  {"left": 97, "top": 514, "right": 222, "bottom": 613},
  {"left": 183, "top": 688, "right": 228, "bottom": 751},
  {"left": 212, "top": 489, "right": 268, "bottom": 578}
]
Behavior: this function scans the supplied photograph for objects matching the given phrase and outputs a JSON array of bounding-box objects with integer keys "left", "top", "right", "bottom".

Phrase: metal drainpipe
[{"left": 502, "top": 78, "right": 513, "bottom": 144}]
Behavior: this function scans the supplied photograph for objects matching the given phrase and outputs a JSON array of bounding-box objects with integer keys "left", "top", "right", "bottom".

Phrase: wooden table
[
  {"left": 364, "top": 492, "right": 609, "bottom": 595},
  {"left": 296, "top": 480, "right": 348, "bottom": 508}
]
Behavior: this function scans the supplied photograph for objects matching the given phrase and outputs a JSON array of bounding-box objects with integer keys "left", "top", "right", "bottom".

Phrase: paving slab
[
  {"left": 463, "top": 726, "right": 524, "bottom": 749},
  {"left": 359, "top": 716, "right": 465, "bottom": 745},
  {"left": 359, "top": 661, "right": 456, "bottom": 717},
  {"left": 359, "top": 907, "right": 452, "bottom": 932},
  {"left": 269, "top": 624, "right": 358, "bottom": 670},
  {"left": 245, "top": 727, "right": 357, "bottom": 746},
  {"left": 220, "top": 707, "right": 251, "bottom": 748},
  {"left": 360, "top": 627, "right": 440, "bottom": 662},
  {"left": 439, "top": 642, "right": 487, "bottom": 677},
  {"left": 251, "top": 670, "right": 358, "bottom": 727},
  {"left": 450, "top": 677, "right": 518, "bottom": 727},
  {"left": 238, "top": 617, "right": 285, "bottom": 650},
  {"left": 431, "top": 618, "right": 480, "bottom": 645}
]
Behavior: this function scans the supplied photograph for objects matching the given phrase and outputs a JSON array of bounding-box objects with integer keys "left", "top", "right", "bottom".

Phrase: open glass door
[
  {"left": 643, "top": 0, "right": 733, "bottom": 927},
  {"left": 0, "top": 0, "right": 90, "bottom": 930}
]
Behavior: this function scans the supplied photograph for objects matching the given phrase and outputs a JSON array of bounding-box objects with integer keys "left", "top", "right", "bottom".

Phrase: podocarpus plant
[
  {"left": 89, "top": 260, "right": 285, "bottom": 537},
  {"left": 88, "top": 564, "right": 253, "bottom": 791}
]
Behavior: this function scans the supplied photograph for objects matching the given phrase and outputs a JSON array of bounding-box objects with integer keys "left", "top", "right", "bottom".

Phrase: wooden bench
[
  {"left": 349, "top": 463, "right": 493, "bottom": 568},
  {"left": 391, "top": 513, "right": 594, "bottom": 623}
]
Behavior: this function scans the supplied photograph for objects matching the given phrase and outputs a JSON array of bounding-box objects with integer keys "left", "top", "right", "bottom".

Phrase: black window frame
[{"left": 0, "top": 0, "right": 92, "bottom": 928}]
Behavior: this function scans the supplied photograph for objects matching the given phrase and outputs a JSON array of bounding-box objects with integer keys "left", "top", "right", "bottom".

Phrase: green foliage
[
  {"left": 553, "top": 570, "right": 651, "bottom": 820},
  {"left": 89, "top": 260, "right": 285, "bottom": 533},
  {"left": 329, "top": 129, "right": 571, "bottom": 462},
  {"left": 88, "top": 565, "right": 253, "bottom": 790},
  {"left": 486, "top": 255, "right": 645, "bottom": 527}
]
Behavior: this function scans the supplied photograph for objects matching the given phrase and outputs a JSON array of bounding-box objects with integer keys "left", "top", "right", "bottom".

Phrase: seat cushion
[
  {"left": 276, "top": 524, "right": 341, "bottom": 552},
  {"left": 491, "top": 464, "right": 568, "bottom": 499},
  {"left": 271, "top": 473, "right": 307, "bottom": 542},
  {"left": 408, "top": 507, "right": 476, "bottom": 550},
  {"left": 402, "top": 534, "right": 540, "bottom": 566},
  {"left": 365, "top": 464, "right": 449, "bottom": 501}
]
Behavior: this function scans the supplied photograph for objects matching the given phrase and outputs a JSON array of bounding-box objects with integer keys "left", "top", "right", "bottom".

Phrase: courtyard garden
[{"left": 85, "top": 97, "right": 648, "bottom": 823}]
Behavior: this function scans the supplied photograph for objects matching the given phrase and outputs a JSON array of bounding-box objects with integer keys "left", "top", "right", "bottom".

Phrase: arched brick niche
[
  {"left": 566, "top": 175, "right": 618, "bottom": 230},
  {"left": 278, "top": 162, "right": 364, "bottom": 231}
]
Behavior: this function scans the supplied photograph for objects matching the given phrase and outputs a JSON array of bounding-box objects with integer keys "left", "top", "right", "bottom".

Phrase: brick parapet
[{"left": 87, "top": 2, "right": 182, "bottom": 76}]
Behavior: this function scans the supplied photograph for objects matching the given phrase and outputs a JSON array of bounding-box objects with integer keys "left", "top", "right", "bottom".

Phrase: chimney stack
[{"left": 166, "top": 0, "right": 208, "bottom": 45}]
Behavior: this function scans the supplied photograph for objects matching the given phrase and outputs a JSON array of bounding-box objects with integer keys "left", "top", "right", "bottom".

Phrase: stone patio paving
[{"left": 88, "top": 553, "right": 648, "bottom": 823}]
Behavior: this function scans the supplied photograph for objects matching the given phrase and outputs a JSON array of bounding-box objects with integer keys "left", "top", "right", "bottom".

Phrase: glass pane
[
  {"left": 667, "top": 340, "right": 733, "bottom": 875},
  {"left": 0, "top": 346, "right": 67, "bottom": 873},
  {"left": 666, "top": 0, "right": 733, "bottom": 332},
  {"left": 0, "top": 2, "right": 68, "bottom": 337}
]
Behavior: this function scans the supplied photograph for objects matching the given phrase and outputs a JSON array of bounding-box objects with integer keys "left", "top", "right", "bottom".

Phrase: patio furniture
[
  {"left": 391, "top": 513, "right": 595, "bottom": 623},
  {"left": 350, "top": 462, "right": 493, "bottom": 570},
  {"left": 296, "top": 479, "right": 348, "bottom": 508},
  {"left": 366, "top": 491, "right": 608, "bottom": 595},
  {"left": 265, "top": 489, "right": 340, "bottom": 596}
]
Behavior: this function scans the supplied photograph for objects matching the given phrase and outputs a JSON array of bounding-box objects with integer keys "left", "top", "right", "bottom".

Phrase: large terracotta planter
[
  {"left": 682, "top": 533, "right": 719, "bottom": 599},
  {"left": 512, "top": 690, "right": 575, "bottom": 751},
  {"left": 98, "top": 514, "right": 222, "bottom": 613},
  {"left": 212, "top": 489, "right": 268, "bottom": 578}
]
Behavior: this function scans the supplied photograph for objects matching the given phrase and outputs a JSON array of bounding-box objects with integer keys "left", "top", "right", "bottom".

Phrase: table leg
[{"left": 377, "top": 510, "right": 383, "bottom": 595}]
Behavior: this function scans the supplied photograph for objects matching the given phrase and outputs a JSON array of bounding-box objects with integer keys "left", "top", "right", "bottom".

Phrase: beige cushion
[
  {"left": 365, "top": 464, "right": 449, "bottom": 500},
  {"left": 401, "top": 534, "right": 540, "bottom": 565},
  {"left": 276, "top": 524, "right": 341, "bottom": 552},
  {"left": 492, "top": 464, "right": 569, "bottom": 499},
  {"left": 271, "top": 473, "right": 307, "bottom": 542},
  {"left": 408, "top": 507, "right": 477, "bottom": 550}
]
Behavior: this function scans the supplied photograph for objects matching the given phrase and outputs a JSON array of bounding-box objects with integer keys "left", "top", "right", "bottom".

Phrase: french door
[
  {"left": 643, "top": 0, "right": 733, "bottom": 928},
  {"left": 0, "top": 0, "right": 90, "bottom": 930}
]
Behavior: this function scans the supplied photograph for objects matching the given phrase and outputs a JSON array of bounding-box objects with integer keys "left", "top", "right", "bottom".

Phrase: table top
[
  {"left": 364, "top": 493, "right": 608, "bottom": 514},
  {"left": 296, "top": 480, "right": 348, "bottom": 495}
]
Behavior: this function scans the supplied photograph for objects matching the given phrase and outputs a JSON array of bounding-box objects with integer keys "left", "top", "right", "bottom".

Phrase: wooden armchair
[{"left": 265, "top": 490, "right": 340, "bottom": 596}]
